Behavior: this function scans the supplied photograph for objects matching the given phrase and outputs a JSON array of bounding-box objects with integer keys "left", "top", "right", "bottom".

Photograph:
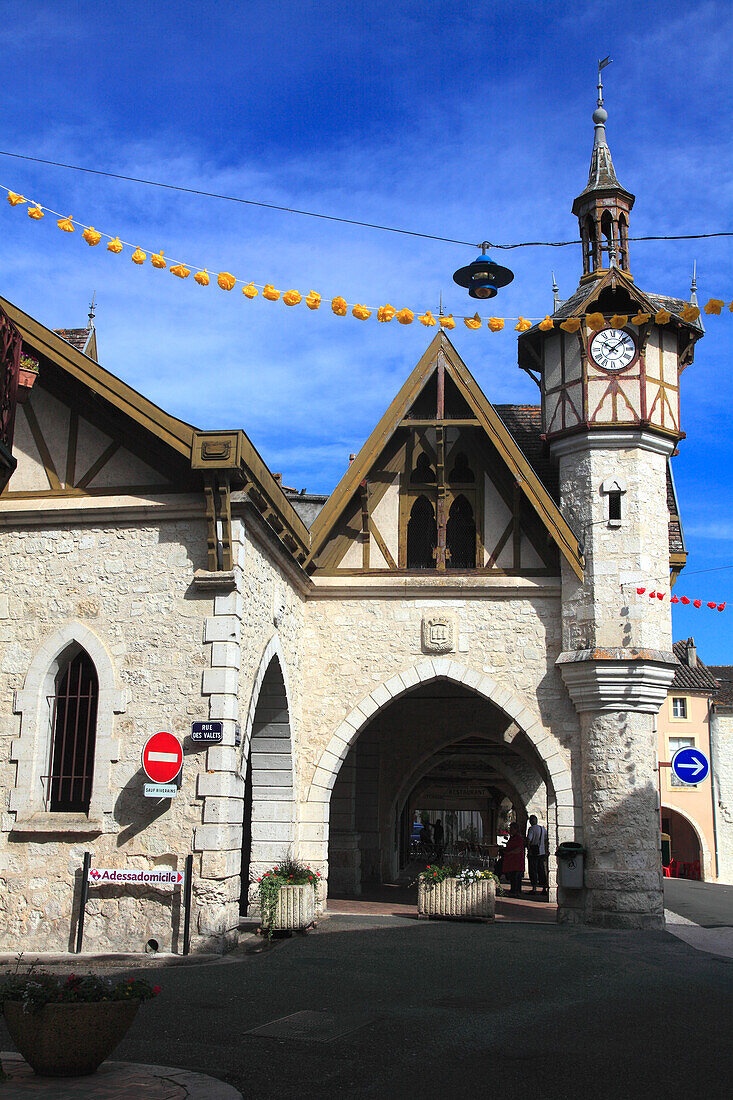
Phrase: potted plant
[
  {"left": 17, "top": 354, "right": 39, "bottom": 402},
  {"left": 257, "top": 857, "right": 321, "bottom": 936},
  {"left": 417, "top": 864, "right": 500, "bottom": 921},
  {"left": 0, "top": 965, "right": 161, "bottom": 1077}
]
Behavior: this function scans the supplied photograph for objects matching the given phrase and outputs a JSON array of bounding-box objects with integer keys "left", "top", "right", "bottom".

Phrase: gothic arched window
[
  {"left": 446, "top": 495, "right": 476, "bottom": 569},
  {"left": 601, "top": 211, "right": 614, "bottom": 266},
  {"left": 618, "top": 214, "right": 629, "bottom": 270},
  {"left": 584, "top": 215, "right": 597, "bottom": 273},
  {"left": 407, "top": 495, "right": 437, "bottom": 569},
  {"left": 48, "top": 649, "right": 99, "bottom": 813}
]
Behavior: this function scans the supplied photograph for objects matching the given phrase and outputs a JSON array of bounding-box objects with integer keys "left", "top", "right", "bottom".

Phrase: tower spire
[{"left": 572, "top": 59, "right": 635, "bottom": 281}]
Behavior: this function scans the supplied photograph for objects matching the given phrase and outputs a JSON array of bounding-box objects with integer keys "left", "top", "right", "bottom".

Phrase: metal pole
[
  {"left": 182, "top": 854, "right": 193, "bottom": 955},
  {"left": 75, "top": 851, "right": 91, "bottom": 954}
]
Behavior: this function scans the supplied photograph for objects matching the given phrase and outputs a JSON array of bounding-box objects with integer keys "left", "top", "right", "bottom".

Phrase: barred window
[
  {"left": 407, "top": 495, "right": 437, "bottom": 569},
  {"left": 47, "top": 650, "right": 98, "bottom": 813},
  {"left": 446, "top": 495, "right": 476, "bottom": 569}
]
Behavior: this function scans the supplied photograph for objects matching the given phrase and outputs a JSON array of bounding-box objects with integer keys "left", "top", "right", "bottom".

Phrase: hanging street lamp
[{"left": 453, "top": 242, "right": 514, "bottom": 299}]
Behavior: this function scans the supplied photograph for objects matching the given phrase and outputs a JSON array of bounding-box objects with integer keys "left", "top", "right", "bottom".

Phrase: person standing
[
  {"left": 502, "top": 823, "right": 525, "bottom": 896},
  {"left": 526, "top": 814, "right": 548, "bottom": 896}
]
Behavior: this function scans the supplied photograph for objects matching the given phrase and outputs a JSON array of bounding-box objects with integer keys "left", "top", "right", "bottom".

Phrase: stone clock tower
[{"left": 519, "top": 71, "right": 703, "bottom": 927}]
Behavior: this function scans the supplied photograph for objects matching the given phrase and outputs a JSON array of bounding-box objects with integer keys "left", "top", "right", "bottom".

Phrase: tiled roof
[
  {"left": 525, "top": 281, "right": 703, "bottom": 333},
  {"left": 54, "top": 327, "right": 91, "bottom": 351},
  {"left": 708, "top": 666, "right": 733, "bottom": 707},
  {"left": 494, "top": 405, "right": 559, "bottom": 500},
  {"left": 671, "top": 640, "right": 720, "bottom": 693}
]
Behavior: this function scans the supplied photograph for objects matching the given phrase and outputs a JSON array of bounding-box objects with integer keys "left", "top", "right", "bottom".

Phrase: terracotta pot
[
  {"left": 16, "top": 367, "right": 38, "bottom": 404},
  {"left": 3, "top": 999, "right": 140, "bottom": 1076}
]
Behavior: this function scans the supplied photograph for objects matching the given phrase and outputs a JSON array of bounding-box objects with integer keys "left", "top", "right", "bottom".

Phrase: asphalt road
[
  {"left": 664, "top": 878, "right": 733, "bottom": 926},
  {"left": 3, "top": 915, "right": 731, "bottom": 1100}
]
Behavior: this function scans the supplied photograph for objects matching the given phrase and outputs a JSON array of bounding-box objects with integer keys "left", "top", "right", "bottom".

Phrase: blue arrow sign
[{"left": 671, "top": 746, "right": 710, "bottom": 784}]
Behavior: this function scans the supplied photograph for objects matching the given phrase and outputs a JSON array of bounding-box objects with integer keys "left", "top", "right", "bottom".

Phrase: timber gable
[{"left": 307, "top": 333, "right": 584, "bottom": 580}]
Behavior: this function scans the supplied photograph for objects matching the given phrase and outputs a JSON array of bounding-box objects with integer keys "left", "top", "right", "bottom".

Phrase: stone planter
[
  {"left": 418, "top": 876, "right": 496, "bottom": 921},
  {"left": 271, "top": 884, "right": 316, "bottom": 931},
  {"left": 3, "top": 999, "right": 140, "bottom": 1076}
]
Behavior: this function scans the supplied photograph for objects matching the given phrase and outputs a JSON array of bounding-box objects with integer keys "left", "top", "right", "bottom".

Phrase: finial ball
[{"left": 593, "top": 106, "right": 608, "bottom": 124}]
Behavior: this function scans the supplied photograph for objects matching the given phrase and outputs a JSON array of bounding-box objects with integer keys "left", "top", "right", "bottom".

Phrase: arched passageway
[
  {"left": 327, "top": 679, "right": 552, "bottom": 898},
  {"left": 662, "top": 806, "right": 704, "bottom": 880},
  {"left": 239, "top": 656, "right": 295, "bottom": 913}
]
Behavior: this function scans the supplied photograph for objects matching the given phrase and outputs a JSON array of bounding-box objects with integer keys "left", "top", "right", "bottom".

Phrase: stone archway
[
  {"left": 239, "top": 641, "right": 296, "bottom": 912},
  {"left": 302, "top": 659, "right": 576, "bottom": 894}
]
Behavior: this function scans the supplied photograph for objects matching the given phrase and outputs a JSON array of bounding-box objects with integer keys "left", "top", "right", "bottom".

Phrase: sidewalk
[{"left": 0, "top": 1054, "right": 241, "bottom": 1098}]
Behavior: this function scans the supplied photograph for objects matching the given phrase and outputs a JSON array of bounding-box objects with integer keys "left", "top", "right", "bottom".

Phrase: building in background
[{"left": 708, "top": 664, "right": 733, "bottom": 883}]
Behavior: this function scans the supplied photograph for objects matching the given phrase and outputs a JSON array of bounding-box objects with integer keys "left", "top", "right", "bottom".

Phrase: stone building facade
[{"left": 0, "top": 94, "right": 717, "bottom": 952}]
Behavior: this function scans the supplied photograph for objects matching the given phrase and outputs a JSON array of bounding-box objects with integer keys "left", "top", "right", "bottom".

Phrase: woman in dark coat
[{"left": 502, "top": 823, "right": 525, "bottom": 896}]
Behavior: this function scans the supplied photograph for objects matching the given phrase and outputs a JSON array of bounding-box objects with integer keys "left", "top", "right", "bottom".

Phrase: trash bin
[{"left": 556, "top": 841, "right": 585, "bottom": 889}]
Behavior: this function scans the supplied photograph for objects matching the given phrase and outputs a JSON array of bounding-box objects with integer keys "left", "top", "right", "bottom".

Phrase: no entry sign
[{"left": 142, "top": 732, "right": 183, "bottom": 784}]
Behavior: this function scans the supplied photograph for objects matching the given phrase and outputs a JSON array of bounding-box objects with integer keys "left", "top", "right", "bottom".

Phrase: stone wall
[
  {"left": 711, "top": 707, "right": 733, "bottom": 884},
  {"left": 0, "top": 515, "right": 214, "bottom": 953}
]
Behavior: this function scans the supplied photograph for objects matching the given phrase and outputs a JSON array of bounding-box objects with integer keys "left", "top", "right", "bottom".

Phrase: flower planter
[
  {"left": 3, "top": 998, "right": 140, "bottom": 1077},
  {"left": 418, "top": 876, "right": 496, "bottom": 921},
  {"left": 16, "top": 366, "right": 38, "bottom": 404},
  {"left": 272, "top": 883, "right": 316, "bottom": 931}
]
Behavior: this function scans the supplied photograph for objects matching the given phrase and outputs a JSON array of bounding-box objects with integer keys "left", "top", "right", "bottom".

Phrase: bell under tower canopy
[{"left": 572, "top": 59, "right": 635, "bottom": 281}]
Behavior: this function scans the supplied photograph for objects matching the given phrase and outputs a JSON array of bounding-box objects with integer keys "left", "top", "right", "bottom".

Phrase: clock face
[{"left": 589, "top": 327, "right": 637, "bottom": 372}]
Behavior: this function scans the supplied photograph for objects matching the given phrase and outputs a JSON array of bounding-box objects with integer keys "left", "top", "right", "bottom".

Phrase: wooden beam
[
  {"left": 218, "top": 476, "right": 233, "bottom": 571},
  {"left": 369, "top": 517, "right": 397, "bottom": 569},
  {"left": 435, "top": 425, "right": 446, "bottom": 569},
  {"left": 204, "top": 479, "right": 218, "bottom": 571},
  {"left": 75, "top": 439, "right": 121, "bottom": 490},
  {"left": 65, "top": 409, "right": 78, "bottom": 489},
  {"left": 513, "top": 481, "right": 522, "bottom": 570},
  {"left": 399, "top": 418, "right": 480, "bottom": 427},
  {"left": 360, "top": 480, "right": 370, "bottom": 569}
]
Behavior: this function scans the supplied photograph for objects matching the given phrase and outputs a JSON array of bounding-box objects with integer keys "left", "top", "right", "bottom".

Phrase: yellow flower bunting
[
  {"left": 464, "top": 313, "right": 482, "bottom": 330},
  {"left": 729, "top": 301, "right": 733, "bottom": 313},
  {"left": 440, "top": 315, "right": 456, "bottom": 330},
  {"left": 263, "top": 284, "right": 280, "bottom": 301},
  {"left": 419, "top": 311, "right": 436, "bottom": 326},
  {"left": 377, "top": 304, "right": 395, "bottom": 322},
  {"left": 150, "top": 250, "right": 166, "bottom": 269},
  {"left": 488, "top": 317, "right": 504, "bottom": 332},
  {"left": 680, "top": 304, "right": 700, "bottom": 322},
  {"left": 131, "top": 247, "right": 146, "bottom": 265},
  {"left": 609, "top": 314, "right": 628, "bottom": 328},
  {"left": 283, "top": 290, "right": 302, "bottom": 306},
  {"left": 631, "top": 312, "right": 651, "bottom": 325},
  {"left": 194, "top": 269, "right": 210, "bottom": 286},
  {"left": 396, "top": 308, "right": 414, "bottom": 325},
  {"left": 170, "top": 263, "right": 190, "bottom": 278},
  {"left": 57, "top": 216, "right": 75, "bottom": 233},
  {"left": 352, "top": 304, "right": 371, "bottom": 320},
  {"left": 586, "top": 312, "right": 605, "bottom": 331},
  {"left": 7, "top": 191, "right": 25, "bottom": 206},
  {"left": 218, "top": 272, "right": 236, "bottom": 291},
  {"left": 28, "top": 205, "right": 44, "bottom": 220},
  {"left": 539, "top": 316, "right": 554, "bottom": 331},
  {"left": 305, "top": 290, "right": 321, "bottom": 310},
  {"left": 515, "top": 317, "right": 532, "bottom": 332},
  {"left": 82, "top": 227, "right": 102, "bottom": 246},
  {"left": 560, "top": 317, "right": 581, "bottom": 332},
  {"left": 704, "top": 299, "right": 724, "bottom": 315},
  {"left": 243, "top": 283, "right": 258, "bottom": 298},
  {"left": 655, "top": 309, "right": 671, "bottom": 324},
  {"left": 332, "top": 296, "right": 348, "bottom": 316},
  {"left": 107, "top": 237, "right": 123, "bottom": 253}
]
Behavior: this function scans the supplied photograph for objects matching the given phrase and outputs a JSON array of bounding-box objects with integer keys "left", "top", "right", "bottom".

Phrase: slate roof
[
  {"left": 708, "top": 666, "right": 733, "bottom": 707},
  {"left": 671, "top": 640, "right": 720, "bottom": 693},
  {"left": 552, "top": 283, "right": 697, "bottom": 325}
]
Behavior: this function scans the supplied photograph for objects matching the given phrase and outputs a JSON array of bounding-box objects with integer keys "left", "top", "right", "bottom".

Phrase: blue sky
[{"left": 1, "top": 0, "right": 732, "bottom": 660}]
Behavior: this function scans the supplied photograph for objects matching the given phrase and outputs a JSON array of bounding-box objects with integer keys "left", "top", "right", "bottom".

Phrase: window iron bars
[{"left": 45, "top": 651, "right": 98, "bottom": 812}]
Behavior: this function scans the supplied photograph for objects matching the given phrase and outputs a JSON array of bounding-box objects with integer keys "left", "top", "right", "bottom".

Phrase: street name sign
[
  {"left": 191, "top": 720, "right": 223, "bottom": 743},
  {"left": 87, "top": 866, "right": 185, "bottom": 888},
  {"left": 671, "top": 746, "right": 710, "bottom": 785},
  {"left": 142, "top": 731, "right": 183, "bottom": 784},
  {"left": 144, "top": 783, "right": 179, "bottom": 798}
]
